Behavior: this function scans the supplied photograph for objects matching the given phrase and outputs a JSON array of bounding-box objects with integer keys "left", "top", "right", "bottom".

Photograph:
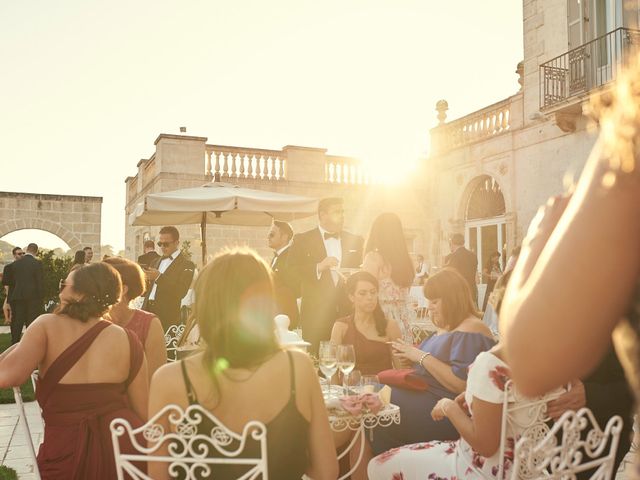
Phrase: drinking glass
[
  {"left": 362, "top": 375, "right": 379, "bottom": 394},
  {"left": 337, "top": 344, "right": 356, "bottom": 396},
  {"left": 318, "top": 341, "right": 337, "bottom": 398},
  {"left": 345, "top": 369, "right": 362, "bottom": 394}
]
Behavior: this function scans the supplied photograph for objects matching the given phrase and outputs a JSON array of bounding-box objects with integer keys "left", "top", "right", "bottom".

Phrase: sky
[{"left": 0, "top": 1, "right": 523, "bottom": 251}]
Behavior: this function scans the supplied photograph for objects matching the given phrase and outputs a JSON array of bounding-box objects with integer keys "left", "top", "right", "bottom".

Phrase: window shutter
[{"left": 567, "top": 0, "right": 586, "bottom": 48}]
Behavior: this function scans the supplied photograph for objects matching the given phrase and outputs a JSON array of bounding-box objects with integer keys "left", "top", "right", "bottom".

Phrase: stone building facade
[
  {"left": 426, "top": 0, "right": 639, "bottom": 294},
  {"left": 124, "top": 134, "right": 431, "bottom": 267}
]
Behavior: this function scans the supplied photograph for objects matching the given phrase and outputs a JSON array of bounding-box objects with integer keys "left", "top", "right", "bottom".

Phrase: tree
[{"left": 37, "top": 250, "right": 72, "bottom": 311}]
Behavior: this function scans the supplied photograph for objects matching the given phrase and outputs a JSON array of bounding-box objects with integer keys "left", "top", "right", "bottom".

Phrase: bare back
[{"left": 39, "top": 313, "right": 131, "bottom": 384}]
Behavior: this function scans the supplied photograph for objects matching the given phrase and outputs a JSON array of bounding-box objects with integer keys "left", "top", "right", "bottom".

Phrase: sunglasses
[
  {"left": 157, "top": 241, "right": 176, "bottom": 247},
  {"left": 59, "top": 279, "right": 73, "bottom": 291},
  {"left": 15, "top": 252, "right": 24, "bottom": 256}
]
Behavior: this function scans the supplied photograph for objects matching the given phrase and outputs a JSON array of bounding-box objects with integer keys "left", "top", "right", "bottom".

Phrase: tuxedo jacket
[
  {"left": 271, "top": 246, "right": 300, "bottom": 328},
  {"left": 445, "top": 247, "right": 478, "bottom": 299},
  {"left": 143, "top": 252, "right": 195, "bottom": 329},
  {"left": 10, "top": 255, "right": 44, "bottom": 302},
  {"left": 137, "top": 251, "right": 160, "bottom": 268},
  {"left": 288, "top": 228, "right": 364, "bottom": 342}
]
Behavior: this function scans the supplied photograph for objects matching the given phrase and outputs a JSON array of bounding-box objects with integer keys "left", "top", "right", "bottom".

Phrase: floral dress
[
  {"left": 368, "top": 352, "right": 516, "bottom": 480},
  {"left": 378, "top": 277, "right": 415, "bottom": 341}
]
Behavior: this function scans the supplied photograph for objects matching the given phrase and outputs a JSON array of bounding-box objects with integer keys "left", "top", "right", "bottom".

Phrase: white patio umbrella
[{"left": 129, "top": 182, "right": 318, "bottom": 261}]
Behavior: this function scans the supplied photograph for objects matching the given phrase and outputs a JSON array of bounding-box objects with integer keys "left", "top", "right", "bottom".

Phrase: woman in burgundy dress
[
  {"left": 104, "top": 256, "right": 167, "bottom": 378},
  {"left": 0, "top": 262, "right": 148, "bottom": 480},
  {"left": 331, "top": 270, "right": 402, "bottom": 375}
]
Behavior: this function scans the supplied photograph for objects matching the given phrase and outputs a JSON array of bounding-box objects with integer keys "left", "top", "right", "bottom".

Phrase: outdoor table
[{"left": 323, "top": 387, "right": 401, "bottom": 480}]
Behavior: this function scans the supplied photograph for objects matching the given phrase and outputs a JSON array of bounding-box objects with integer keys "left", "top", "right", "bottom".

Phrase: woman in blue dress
[{"left": 371, "top": 267, "right": 496, "bottom": 455}]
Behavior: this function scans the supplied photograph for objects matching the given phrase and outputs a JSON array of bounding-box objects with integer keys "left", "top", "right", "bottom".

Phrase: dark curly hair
[{"left": 55, "top": 263, "right": 122, "bottom": 322}]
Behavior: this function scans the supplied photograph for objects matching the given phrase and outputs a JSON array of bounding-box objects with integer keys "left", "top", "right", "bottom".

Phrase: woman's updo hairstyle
[{"left": 55, "top": 263, "right": 122, "bottom": 322}]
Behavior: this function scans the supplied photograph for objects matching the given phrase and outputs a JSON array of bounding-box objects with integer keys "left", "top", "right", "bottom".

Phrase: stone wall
[{"left": 0, "top": 191, "right": 103, "bottom": 251}]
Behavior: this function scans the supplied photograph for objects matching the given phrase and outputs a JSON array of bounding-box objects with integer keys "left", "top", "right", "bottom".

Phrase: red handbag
[{"left": 377, "top": 368, "right": 429, "bottom": 391}]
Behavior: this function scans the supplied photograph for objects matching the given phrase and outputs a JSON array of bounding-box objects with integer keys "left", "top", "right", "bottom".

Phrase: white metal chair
[
  {"left": 12, "top": 387, "right": 41, "bottom": 480},
  {"left": 110, "top": 403, "right": 268, "bottom": 480},
  {"left": 496, "top": 380, "right": 564, "bottom": 479},
  {"left": 512, "top": 408, "right": 623, "bottom": 480},
  {"left": 164, "top": 324, "right": 186, "bottom": 362}
]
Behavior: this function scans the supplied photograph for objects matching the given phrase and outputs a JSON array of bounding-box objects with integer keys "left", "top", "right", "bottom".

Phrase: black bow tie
[
  {"left": 324, "top": 232, "right": 340, "bottom": 240},
  {"left": 161, "top": 255, "right": 172, "bottom": 260}
]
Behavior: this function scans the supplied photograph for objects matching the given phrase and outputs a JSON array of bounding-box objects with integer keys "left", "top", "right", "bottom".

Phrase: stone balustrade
[
  {"left": 431, "top": 98, "right": 513, "bottom": 154},
  {"left": 206, "top": 145, "right": 287, "bottom": 181},
  {"left": 325, "top": 156, "right": 371, "bottom": 185}
]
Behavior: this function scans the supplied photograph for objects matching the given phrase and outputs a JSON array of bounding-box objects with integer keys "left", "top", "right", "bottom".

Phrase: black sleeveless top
[{"left": 179, "top": 351, "right": 310, "bottom": 480}]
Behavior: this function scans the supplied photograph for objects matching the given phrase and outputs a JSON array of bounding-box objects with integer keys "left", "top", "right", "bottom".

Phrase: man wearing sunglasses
[
  {"left": 2, "top": 247, "right": 25, "bottom": 330},
  {"left": 142, "top": 226, "right": 195, "bottom": 330}
]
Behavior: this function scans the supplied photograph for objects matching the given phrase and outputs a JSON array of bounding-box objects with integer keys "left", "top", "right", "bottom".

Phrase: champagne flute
[
  {"left": 337, "top": 344, "right": 356, "bottom": 396},
  {"left": 319, "top": 341, "right": 337, "bottom": 398}
]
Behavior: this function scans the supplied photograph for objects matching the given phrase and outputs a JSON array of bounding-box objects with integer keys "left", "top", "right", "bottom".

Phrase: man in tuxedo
[
  {"left": 289, "top": 197, "right": 364, "bottom": 353},
  {"left": 268, "top": 220, "right": 299, "bottom": 327},
  {"left": 444, "top": 233, "right": 478, "bottom": 304},
  {"left": 143, "top": 226, "right": 195, "bottom": 330},
  {"left": 137, "top": 239, "right": 160, "bottom": 268},
  {"left": 83, "top": 246, "right": 94, "bottom": 264},
  {"left": 9, "top": 243, "right": 44, "bottom": 344},
  {"left": 2, "top": 246, "right": 25, "bottom": 328}
]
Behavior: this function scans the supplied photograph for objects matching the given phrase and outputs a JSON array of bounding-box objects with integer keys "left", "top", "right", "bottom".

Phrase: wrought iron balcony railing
[{"left": 540, "top": 27, "right": 640, "bottom": 110}]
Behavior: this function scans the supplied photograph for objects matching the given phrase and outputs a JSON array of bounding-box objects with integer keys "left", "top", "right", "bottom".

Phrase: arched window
[{"left": 465, "top": 175, "right": 505, "bottom": 220}]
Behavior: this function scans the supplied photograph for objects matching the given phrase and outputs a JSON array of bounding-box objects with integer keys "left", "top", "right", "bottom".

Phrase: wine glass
[
  {"left": 337, "top": 344, "right": 356, "bottom": 396},
  {"left": 345, "top": 369, "right": 362, "bottom": 394},
  {"left": 318, "top": 341, "right": 337, "bottom": 398},
  {"left": 362, "top": 375, "right": 379, "bottom": 394}
]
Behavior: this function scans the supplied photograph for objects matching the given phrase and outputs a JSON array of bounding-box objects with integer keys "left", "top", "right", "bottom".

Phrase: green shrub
[{"left": 0, "top": 465, "right": 18, "bottom": 480}]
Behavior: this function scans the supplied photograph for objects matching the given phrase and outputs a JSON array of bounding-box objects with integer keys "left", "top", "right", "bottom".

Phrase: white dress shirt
[
  {"left": 148, "top": 250, "right": 180, "bottom": 301},
  {"left": 318, "top": 225, "right": 342, "bottom": 284}
]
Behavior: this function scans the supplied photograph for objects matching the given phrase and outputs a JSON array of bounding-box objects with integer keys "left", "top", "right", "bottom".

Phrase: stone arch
[
  {"left": 456, "top": 174, "right": 507, "bottom": 222},
  {"left": 0, "top": 218, "right": 82, "bottom": 252}
]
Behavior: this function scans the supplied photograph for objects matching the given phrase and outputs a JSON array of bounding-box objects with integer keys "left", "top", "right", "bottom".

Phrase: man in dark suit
[
  {"left": 9, "top": 243, "right": 44, "bottom": 344},
  {"left": 137, "top": 239, "right": 160, "bottom": 268},
  {"left": 268, "top": 220, "right": 299, "bottom": 328},
  {"left": 444, "top": 233, "right": 478, "bottom": 304},
  {"left": 143, "top": 226, "right": 195, "bottom": 330},
  {"left": 2, "top": 246, "right": 25, "bottom": 329},
  {"left": 289, "top": 197, "right": 364, "bottom": 354}
]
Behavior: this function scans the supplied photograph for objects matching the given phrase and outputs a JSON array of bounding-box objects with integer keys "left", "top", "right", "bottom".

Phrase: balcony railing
[
  {"left": 206, "top": 145, "right": 287, "bottom": 181},
  {"left": 540, "top": 27, "right": 640, "bottom": 110},
  {"left": 430, "top": 97, "right": 513, "bottom": 155}
]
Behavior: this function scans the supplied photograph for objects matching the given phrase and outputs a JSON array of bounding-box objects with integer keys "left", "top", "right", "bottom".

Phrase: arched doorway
[{"left": 463, "top": 175, "right": 507, "bottom": 305}]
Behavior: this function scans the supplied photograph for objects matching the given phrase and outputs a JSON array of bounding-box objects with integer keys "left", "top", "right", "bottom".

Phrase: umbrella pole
[{"left": 200, "top": 213, "right": 207, "bottom": 266}]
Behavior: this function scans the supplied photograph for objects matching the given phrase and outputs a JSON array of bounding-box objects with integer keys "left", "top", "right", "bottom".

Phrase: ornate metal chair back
[
  {"left": 12, "top": 387, "right": 41, "bottom": 480},
  {"left": 511, "top": 407, "right": 623, "bottom": 480},
  {"left": 164, "top": 324, "right": 186, "bottom": 362},
  {"left": 110, "top": 403, "right": 268, "bottom": 480},
  {"left": 496, "top": 380, "right": 564, "bottom": 479}
]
